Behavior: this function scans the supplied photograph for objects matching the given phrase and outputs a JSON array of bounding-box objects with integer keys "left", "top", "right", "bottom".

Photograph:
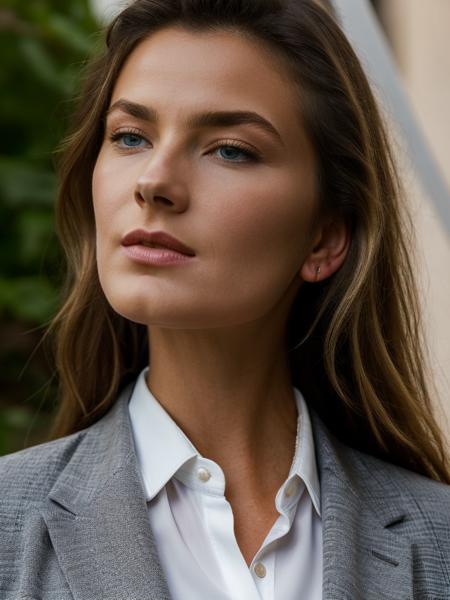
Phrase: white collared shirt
[{"left": 128, "top": 367, "right": 322, "bottom": 600}]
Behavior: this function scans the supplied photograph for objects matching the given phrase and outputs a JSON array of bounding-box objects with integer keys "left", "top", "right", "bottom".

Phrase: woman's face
[{"left": 92, "top": 27, "right": 318, "bottom": 329}]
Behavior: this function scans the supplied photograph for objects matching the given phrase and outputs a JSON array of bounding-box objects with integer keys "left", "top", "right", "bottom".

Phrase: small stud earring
[{"left": 316, "top": 266, "right": 321, "bottom": 278}]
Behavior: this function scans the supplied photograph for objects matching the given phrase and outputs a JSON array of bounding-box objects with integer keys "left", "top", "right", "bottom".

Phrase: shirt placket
[
  {"left": 186, "top": 457, "right": 263, "bottom": 600},
  {"left": 248, "top": 549, "right": 275, "bottom": 599},
  {"left": 247, "top": 405, "right": 304, "bottom": 599}
]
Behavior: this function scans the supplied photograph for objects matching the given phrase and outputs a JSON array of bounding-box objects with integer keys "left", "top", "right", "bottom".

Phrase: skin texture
[{"left": 92, "top": 26, "right": 349, "bottom": 565}]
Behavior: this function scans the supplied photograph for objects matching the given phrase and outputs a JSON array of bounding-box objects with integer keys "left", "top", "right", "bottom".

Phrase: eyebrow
[{"left": 106, "top": 99, "right": 284, "bottom": 147}]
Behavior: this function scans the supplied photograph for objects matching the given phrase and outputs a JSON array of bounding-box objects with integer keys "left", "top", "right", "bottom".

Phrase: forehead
[{"left": 110, "top": 26, "right": 309, "bottom": 153}]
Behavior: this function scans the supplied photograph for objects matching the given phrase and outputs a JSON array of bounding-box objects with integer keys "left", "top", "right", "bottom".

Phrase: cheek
[
  {"left": 92, "top": 155, "right": 135, "bottom": 247},
  {"left": 200, "top": 173, "right": 316, "bottom": 318},
  {"left": 213, "top": 173, "right": 315, "bottom": 272},
  {"left": 91, "top": 156, "right": 131, "bottom": 294},
  {"left": 92, "top": 157, "right": 110, "bottom": 234}
]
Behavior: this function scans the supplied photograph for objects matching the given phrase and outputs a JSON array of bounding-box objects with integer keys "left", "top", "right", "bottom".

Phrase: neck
[{"left": 146, "top": 322, "right": 299, "bottom": 499}]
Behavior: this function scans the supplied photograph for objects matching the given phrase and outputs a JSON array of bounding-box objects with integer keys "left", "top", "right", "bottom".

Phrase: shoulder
[
  {"left": 311, "top": 403, "right": 450, "bottom": 511},
  {"left": 311, "top": 407, "right": 450, "bottom": 511},
  {"left": 310, "top": 398, "right": 450, "bottom": 561},
  {"left": 350, "top": 443, "right": 450, "bottom": 505},
  {"left": 343, "top": 442, "right": 450, "bottom": 548},
  {"left": 0, "top": 430, "right": 87, "bottom": 530}
]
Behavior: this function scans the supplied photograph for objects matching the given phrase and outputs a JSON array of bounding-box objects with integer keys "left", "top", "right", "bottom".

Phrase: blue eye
[
  {"left": 112, "top": 132, "right": 144, "bottom": 148},
  {"left": 110, "top": 131, "right": 146, "bottom": 148},
  {"left": 213, "top": 143, "right": 258, "bottom": 163},
  {"left": 122, "top": 133, "right": 144, "bottom": 147}
]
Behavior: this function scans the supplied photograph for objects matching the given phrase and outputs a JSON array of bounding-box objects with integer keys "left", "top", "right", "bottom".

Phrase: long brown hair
[{"left": 46, "top": 0, "right": 450, "bottom": 483}]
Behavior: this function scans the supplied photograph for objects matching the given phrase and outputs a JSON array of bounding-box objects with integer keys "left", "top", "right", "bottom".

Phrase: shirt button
[
  {"left": 197, "top": 467, "right": 211, "bottom": 482},
  {"left": 285, "top": 479, "right": 298, "bottom": 497},
  {"left": 254, "top": 562, "right": 266, "bottom": 578}
]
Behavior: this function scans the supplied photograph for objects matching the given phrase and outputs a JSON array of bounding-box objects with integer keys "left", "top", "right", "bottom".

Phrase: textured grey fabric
[{"left": 1, "top": 381, "right": 449, "bottom": 600}]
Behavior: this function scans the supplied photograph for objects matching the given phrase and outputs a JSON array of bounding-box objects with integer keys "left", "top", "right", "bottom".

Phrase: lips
[{"left": 121, "top": 229, "right": 195, "bottom": 256}]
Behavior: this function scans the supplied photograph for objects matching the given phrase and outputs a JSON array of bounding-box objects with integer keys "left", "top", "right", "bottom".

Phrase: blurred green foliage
[{"left": 0, "top": 0, "right": 100, "bottom": 455}]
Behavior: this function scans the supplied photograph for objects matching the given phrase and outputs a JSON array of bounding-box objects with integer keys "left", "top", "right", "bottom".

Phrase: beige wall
[{"left": 379, "top": 0, "right": 450, "bottom": 432}]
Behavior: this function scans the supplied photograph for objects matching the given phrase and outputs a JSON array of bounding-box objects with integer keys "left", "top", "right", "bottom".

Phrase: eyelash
[{"left": 108, "top": 128, "right": 260, "bottom": 163}]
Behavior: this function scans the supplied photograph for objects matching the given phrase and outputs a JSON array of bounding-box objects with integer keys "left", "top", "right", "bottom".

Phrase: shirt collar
[
  {"left": 128, "top": 367, "right": 321, "bottom": 517},
  {"left": 289, "top": 386, "right": 321, "bottom": 517},
  {"left": 128, "top": 367, "right": 198, "bottom": 502}
]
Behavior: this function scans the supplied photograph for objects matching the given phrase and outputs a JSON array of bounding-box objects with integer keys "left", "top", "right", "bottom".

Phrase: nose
[{"left": 134, "top": 155, "right": 190, "bottom": 213}]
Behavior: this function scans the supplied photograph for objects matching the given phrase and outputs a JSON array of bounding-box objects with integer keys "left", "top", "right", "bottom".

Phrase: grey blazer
[{"left": 1, "top": 381, "right": 450, "bottom": 600}]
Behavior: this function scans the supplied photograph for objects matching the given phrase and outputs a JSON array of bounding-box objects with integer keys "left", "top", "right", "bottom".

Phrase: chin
[
  {"left": 101, "top": 288, "right": 183, "bottom": 327},
  {"left": 103, "top": 292, "right": 242, "bottom": 329}
]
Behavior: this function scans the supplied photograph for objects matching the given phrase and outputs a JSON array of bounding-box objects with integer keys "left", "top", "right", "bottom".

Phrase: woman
[{"left": 1, "top": 0, "right": 449, "bottom": 598}]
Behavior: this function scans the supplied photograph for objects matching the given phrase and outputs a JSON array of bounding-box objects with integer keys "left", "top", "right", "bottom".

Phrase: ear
[{"left": 300, "top": 216, "right": 350, "bottom": 282}]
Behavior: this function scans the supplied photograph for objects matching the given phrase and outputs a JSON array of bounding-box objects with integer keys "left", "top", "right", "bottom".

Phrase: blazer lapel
[
  {"left": 309, "top": 409, "right": 413, "bottom": 600},
  {"left": 41, "top": 383, "right": 172, "bottom": 600}
]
